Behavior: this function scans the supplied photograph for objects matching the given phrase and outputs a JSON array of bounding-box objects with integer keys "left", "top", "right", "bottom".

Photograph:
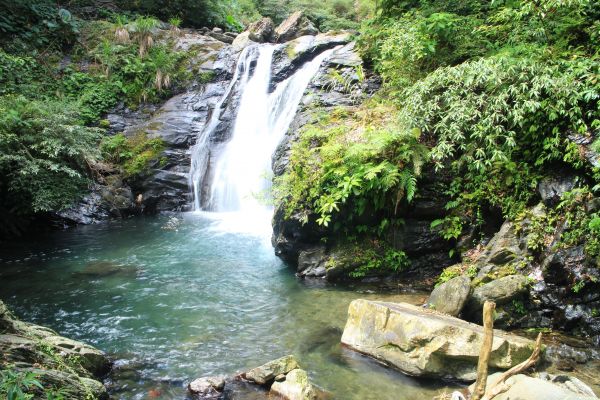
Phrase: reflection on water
[{"left": 0, "top": 214, "right": 456, "bottom": 399}]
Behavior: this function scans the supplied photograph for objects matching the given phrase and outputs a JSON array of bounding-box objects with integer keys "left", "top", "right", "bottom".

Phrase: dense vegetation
[
  {"left": 0, "top": 0, "right": 374, "bottom": 237},
  {"left": 274, "top": 0, "right": 600, "bottom": 277}
]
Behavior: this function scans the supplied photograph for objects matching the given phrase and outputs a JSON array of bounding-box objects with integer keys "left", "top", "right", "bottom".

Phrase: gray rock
[
  {"left": 212, "top": 27, "right": 223, "bottom": 33},
  {"left": 297, "top": 246, "right": 327, "bottom": 277},
  {"left": 244, "top": 355, "right": 299, "bottom": 385},
  {"left": 341, "top": 300, "right": 536, "bottom": 381},
  {"left": 538, "top": 174, "right": 577, "bottom": 206},
  {"left": 427, "top": 276, "right": 471, "bottom": 316},
  {"left": 248, "top": 17, "right": 274, "bottom": 42},
  {"left": 208, "top": 31, "right": 234, "bottom": 44},
  {"left": 188, "top": 375, "right": 226, "bottom": 397},
  {"left": 480, "top": 221, "right": 523, "bottom": 266},
  {"left": 232, "top": 31, "right": 254, "bottom": 51},
  {"left": 469, "top": 372, "right": 597, "bottom": 400},
  {"left": 468, "top": 275, "right": 529, "bottom": 313},
  {"left": 537, "top": 373, "right": 598, "bottom": 397},
  {"left": 271, "top": 32, "right": 353, "bottom": 85},
  {"left": 270, "top": 369, "right": 317, "bottom": 400},
  {"left": 273, "top": 11, "right": 318, "bottom": 43}
]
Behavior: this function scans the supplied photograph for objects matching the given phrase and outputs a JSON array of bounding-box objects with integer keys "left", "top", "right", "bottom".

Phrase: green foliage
[
  {"left": 0, "top": 0, "right": 79, "bottom": 51},
  {"left": 512, "top": 299, "right": 527, "bottom": 315},
  {"left": 357, "top": 0, "right": 600, "bottom": 249},
  {"left": 436, "top": 263, "right": 476, "bottom": 286},
  {"left": 358, "top": 12, "right": 487, "bottom": 89},
  {"left": 255, "top": 0, "right": 374, "bottom": 29},
  {"left": 273, "top": 100, "right": 428, "bottom": 232},
  {"left": 0, "top": 368, "right": 42, "bottom": 400},
  {"left": 101, "top": 133, "right": 165, "bottom": 177},
  {"left": 0, "top": 96, "right": 102, "bottom": 215}
]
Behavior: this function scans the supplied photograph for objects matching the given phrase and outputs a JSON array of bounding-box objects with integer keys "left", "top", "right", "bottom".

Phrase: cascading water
[{"left": 188, "top": 43, "right": 336, "bottom": 232}]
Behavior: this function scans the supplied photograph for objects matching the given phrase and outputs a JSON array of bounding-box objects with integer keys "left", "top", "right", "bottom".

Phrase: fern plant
[{"left": 273, "top": 99, "right": 429, "bottom": 233}]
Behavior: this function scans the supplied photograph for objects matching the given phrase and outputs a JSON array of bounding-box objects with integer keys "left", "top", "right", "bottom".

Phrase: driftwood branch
[
  {"left": 480, "top": 332, "right": 543, "bottom": 400},
  {"left": 471, "top": 301, "right": 496, "bottom": 400}
]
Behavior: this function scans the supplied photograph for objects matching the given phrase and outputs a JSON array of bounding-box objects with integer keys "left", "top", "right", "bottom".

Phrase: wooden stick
[
  {"left": 472, "top": 301, "right": 496, "bottom": 400},
  {"left": 480, "top": 332, "right": 543, "bottom": 400}
]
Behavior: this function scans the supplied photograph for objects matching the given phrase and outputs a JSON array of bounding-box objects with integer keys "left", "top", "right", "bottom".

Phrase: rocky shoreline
[{"left": 0, "top": 300, "right": 111, "bottom": 399}]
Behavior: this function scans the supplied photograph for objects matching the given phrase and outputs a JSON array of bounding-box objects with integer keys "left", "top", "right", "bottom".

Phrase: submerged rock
[
  {"left": 75, "top": 260, "right": 138, "bottom": 279},
  {"left": 427, "top": 275, "right": 471, "bottom": 317},
  {"left": 244, "top": 355, "right": 299, "bottom": 385},
  {"left": 341, "top": 300, "right": 535, "bottom": 381},
  {"left": 270, "top": 368, "right": 317, "bottom": 400}
]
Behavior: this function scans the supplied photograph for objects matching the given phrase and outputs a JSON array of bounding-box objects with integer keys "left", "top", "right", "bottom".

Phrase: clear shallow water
[{"left": 0, "top": 214, "right": 455, "bottom": 399}]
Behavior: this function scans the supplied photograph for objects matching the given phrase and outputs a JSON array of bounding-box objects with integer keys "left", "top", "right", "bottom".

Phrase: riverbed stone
[
  {"left": 244, "top": 355, "right": 299, "bottom": 385},
  {"left": 188, "top": 375, "right": 226, "bottom": 397},
  {"left": 427, "top": 275, "right": 471, "bottom": 316},
  {"left": 270, "top": 368, "right": 317, "bottom": 400},
  {"left": 341, "top": 300, "right": 536, "bottom": 381},
  {"left": 469, "top": 372, "right": 597, "bottom": 400}
]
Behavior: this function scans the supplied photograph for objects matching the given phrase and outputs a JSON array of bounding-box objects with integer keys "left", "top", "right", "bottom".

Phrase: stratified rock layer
[
  {"left": 341, "top": 300, "right": 535, "bottom": 381},
  {"left": 0, "top": 300, "right": 110, "bottom": 399}
]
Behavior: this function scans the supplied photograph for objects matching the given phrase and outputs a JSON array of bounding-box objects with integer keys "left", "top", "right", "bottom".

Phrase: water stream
[{"left": 0, "top": 215, "right": 453, "bottom": 399}]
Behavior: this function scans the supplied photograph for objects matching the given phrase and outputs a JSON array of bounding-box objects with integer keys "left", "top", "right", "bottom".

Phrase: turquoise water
[{"left": 0, "top": 213, "right": 454, "bottom": 399}]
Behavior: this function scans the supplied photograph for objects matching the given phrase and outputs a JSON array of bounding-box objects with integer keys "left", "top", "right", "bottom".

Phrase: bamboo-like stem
[
  {"left": 481, "top": 333, "right": 543, "bottom": 400},
  {"left": 472, "top": 301, "right": 496, "bottom": 400}
]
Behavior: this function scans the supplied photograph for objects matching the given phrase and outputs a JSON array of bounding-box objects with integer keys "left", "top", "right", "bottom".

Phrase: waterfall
[{"left": 189, "top": 43, "right": 335, "bottom": 229}]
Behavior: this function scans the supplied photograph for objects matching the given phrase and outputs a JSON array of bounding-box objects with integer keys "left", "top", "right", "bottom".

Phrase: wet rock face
[{"left": 341, "top": 300, "right": 536, "bottom": 381}]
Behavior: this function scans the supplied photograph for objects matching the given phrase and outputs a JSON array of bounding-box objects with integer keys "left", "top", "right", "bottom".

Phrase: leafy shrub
[
  {"left": 349, "top": 247, "right": 409, "bottom": 278},
  {"left": 0, "top": 96, "right": 102, "bottom": 215},
  {"left": 273, "top": 100, "right": 428, "bottom": 231},
  {"left": 397, "top": 53, "right": 599, "bottom": 226},
  {"left": 0, "top": 0, "right": 79, "bottom": 51},
  {"left": 0, "top": 367, "right": 42, "bottom": 400},
  {"left": 358, "top": 12, "right": 487, "bottom": 89}
]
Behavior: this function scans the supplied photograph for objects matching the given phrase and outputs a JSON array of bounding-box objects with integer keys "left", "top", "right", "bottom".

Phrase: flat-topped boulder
[{"left": 341, "top": 300, "right": 536, "bottom": 381}]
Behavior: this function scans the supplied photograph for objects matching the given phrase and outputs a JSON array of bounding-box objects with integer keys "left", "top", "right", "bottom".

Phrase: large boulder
[
  {"left": 248, "top": 17, "right": 274, "bottom": 42},
  {"left": 341, "top": 300, "right": 536, "bottom": 381},
  {"left": 427, "top": 275, "right": 472, "bottom": 316},
  {"left": 273, "top": 11, "right": 318, "bottom": 43},
  {"left": 270, "top": 369, "right": 317, "bottom": 400},
  {"left": 467, "top": 274, "right": 529, "bottom": 315},
  {"left": 468, "top": 372, "right": 597, "bottom": 400},
  {"left": 244, "top": 355, "right": 299, "bottom": 385}
]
